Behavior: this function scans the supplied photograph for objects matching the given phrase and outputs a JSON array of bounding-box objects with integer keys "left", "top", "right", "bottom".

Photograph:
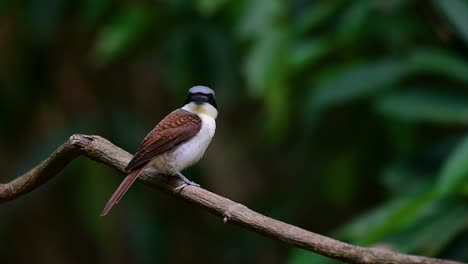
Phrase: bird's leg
[{"left": 173, "top": 171, "right": 200, "bottom": 192}]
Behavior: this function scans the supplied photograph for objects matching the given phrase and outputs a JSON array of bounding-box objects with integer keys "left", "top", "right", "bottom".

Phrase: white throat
[{"left": 182, "top": 102, "right": 218, "bottom": 119}]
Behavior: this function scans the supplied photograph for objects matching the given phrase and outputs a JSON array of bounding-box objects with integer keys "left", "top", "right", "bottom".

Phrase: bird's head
[{"left": 183, "top": 86, "right": 218, "bottom": 119}]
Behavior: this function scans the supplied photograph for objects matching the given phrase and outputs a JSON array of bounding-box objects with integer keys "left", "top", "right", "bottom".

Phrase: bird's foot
[
  {"left": 173, "top": 183, "right": 188, "bottom": 193},
  {"left": 173, "top": 172, "right": 200, "bottom": 193}
]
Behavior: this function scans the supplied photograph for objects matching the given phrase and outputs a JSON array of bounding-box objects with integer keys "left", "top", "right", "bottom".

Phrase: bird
[{"left": 100, "top": 86, "right": 217, "bottom": 216}]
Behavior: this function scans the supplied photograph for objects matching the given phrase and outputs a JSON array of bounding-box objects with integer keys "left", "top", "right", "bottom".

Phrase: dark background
[{"left": 0, "top": 0, "right": 467, "bottom": 263}]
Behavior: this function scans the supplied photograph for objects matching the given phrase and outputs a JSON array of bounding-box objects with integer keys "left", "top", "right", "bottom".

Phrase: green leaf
[
  {"left": 336, "top": 1, "right": 371, "bottom": 42},
  {"left": 309, "top": 59, "right": 407, "bottom": 109},
  {"left": 380, "top": 163, "right": 428, "bottom": 194},
  {"left": 408, "top": 48, "right": 468, "bottom": 84},
  {"left": 194, "top": 0, "right": 229, "bottom": 16},
  {"left": 338, "top": 186, "right": 437, "bottom": 245},
  {"left": 385, "top": 202, "right": 468, "bottom": 256},
  {"left": 245, "top": 28, "right": 289, "bottom": 97},
  {"left": 437, "top": 134, "right": 468, "bottom": 196},
  {"left": 93, "top": 7, "right": 151, "bottom": 65},
  {"left": 293, "top": 0, "right": 345, "bottom": 35},
  {"left": 288, "top": 38, "right": 331, "bottom": 72},
  {"left": 376, "top": 90, "right": 468, "bottom": 124},
  {"left": 236, "top": 0, "right": 285, "bottom": 40},
  {"left": 433, "top": 0, "right": 468, "bottom": 45}
]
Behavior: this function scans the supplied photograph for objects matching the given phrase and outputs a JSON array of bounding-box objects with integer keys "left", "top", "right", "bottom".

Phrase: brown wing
[{"left": 125, "top": 109, "right": 202, "bottom": 172}]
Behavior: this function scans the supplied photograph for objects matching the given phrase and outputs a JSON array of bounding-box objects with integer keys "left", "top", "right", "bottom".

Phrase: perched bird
[{"left": 100, "top": 86, "right": 217, "bottom": 216}]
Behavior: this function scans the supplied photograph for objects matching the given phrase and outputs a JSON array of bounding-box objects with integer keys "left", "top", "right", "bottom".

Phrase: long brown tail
[{"left": 100, "top": 166, "right": 144, "bottom": 216}]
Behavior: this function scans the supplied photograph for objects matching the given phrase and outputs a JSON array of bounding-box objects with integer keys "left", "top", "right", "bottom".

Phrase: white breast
[
  {"left": 171, "top": 114, "right": 216, "bottom": 169},
  {"left": 147, "top": 113, "right": 216, "bottom": 175}
]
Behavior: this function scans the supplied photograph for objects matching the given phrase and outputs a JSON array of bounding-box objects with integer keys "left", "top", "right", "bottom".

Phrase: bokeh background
[{"left": 1, "top": 0, "right": 467, "bottom": 263}]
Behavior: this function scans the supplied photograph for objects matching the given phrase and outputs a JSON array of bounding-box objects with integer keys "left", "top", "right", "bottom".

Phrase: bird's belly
[{"left": 147, "top": 115, "right": 215, "bottom": 175}]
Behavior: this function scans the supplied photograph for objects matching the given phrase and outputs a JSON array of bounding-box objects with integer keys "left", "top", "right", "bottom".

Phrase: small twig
[{"left": 0, "top": 134, "right": 464, "bottom": 264}]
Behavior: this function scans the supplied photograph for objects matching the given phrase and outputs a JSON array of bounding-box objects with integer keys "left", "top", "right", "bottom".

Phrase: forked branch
[{"left": 0, "top": 134, "right": 463, "bottom": 264}]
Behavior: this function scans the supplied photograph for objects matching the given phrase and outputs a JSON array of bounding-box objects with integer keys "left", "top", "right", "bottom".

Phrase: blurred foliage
[{"left": 0, "top": 0, "right": 467, "bottom": 264}]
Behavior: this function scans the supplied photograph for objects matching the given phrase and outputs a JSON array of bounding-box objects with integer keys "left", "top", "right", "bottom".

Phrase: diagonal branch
[{"left": 0, "top": 134, "right": 464, "bottom": 264}]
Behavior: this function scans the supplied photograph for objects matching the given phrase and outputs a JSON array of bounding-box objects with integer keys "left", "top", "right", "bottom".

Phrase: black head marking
[{"left": 185, "top": 85, "right": 217, "bottom": 109}]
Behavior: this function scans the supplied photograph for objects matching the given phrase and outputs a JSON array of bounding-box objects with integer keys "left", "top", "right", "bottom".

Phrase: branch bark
[{"left": 0, "top": 134, "right": 464, "bottom": 264}]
